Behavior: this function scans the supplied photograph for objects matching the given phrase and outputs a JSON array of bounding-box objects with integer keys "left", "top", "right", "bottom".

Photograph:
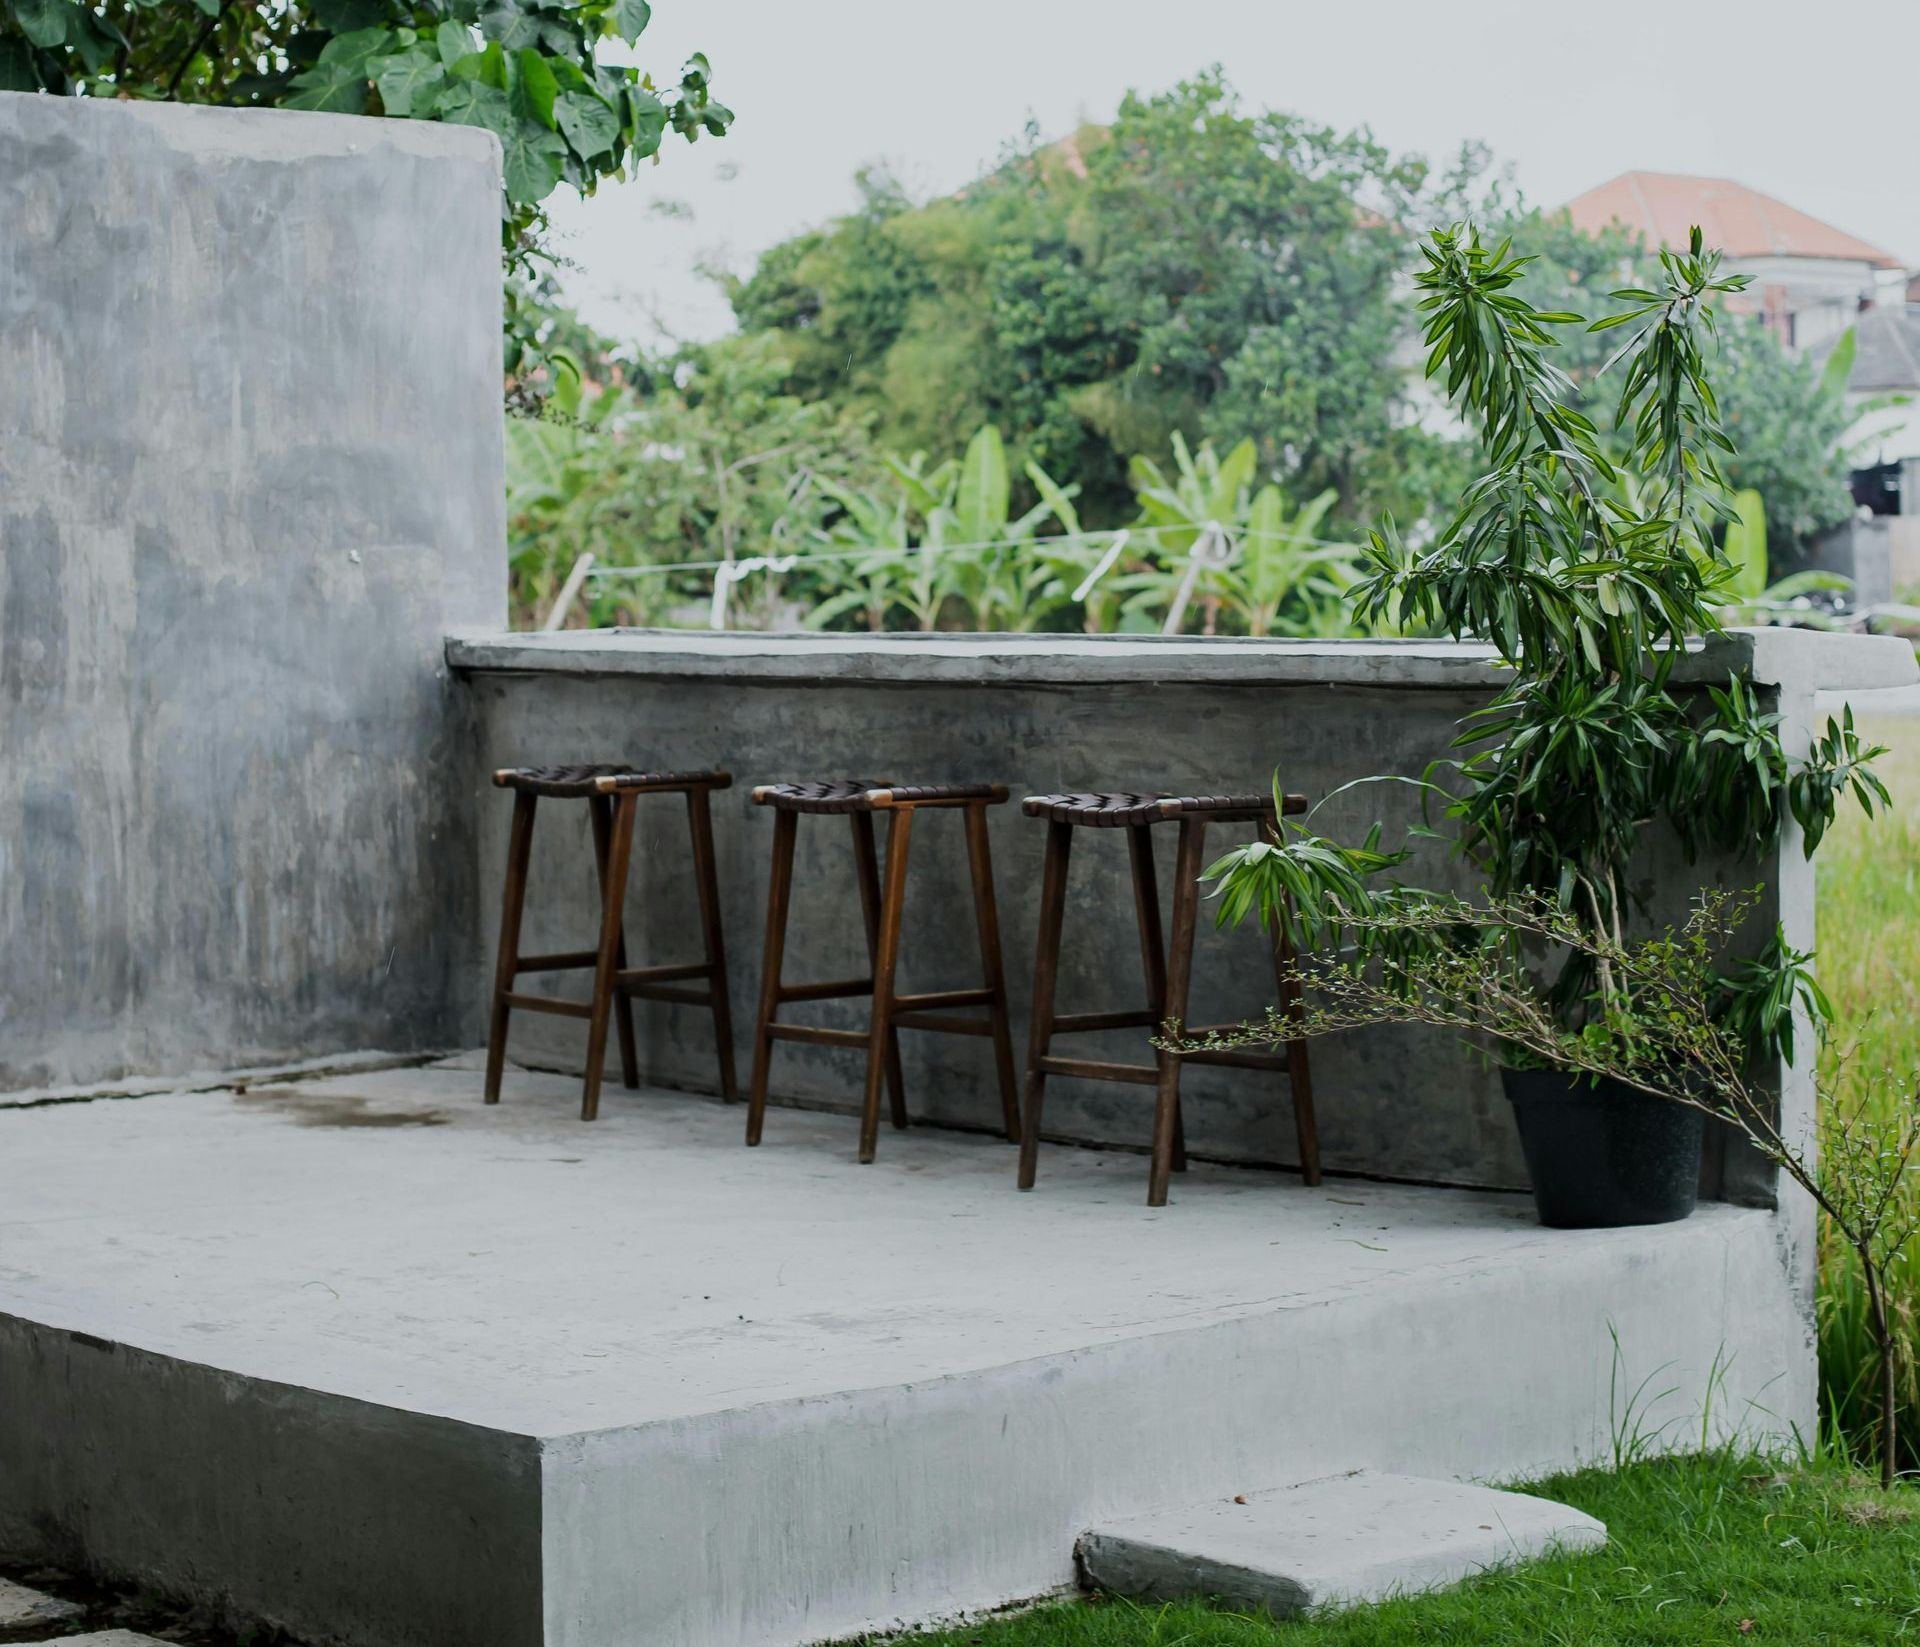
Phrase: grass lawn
[
  {"left": 883, "top": 1453, "right": 1920, "bottom": 1645},
  {"left": 1816, "top": 715, "right": 1920, "bottom": 1469}
]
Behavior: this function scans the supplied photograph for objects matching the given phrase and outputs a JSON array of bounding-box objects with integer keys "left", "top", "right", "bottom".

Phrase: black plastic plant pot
[{"left": 1500, "top": 1067, "right": 1704, "bottom": 1229}]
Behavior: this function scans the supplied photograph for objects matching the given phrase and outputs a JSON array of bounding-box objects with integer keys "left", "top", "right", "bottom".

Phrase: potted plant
[{"left": 1203, "top": 225, "right": 1885, "bottom": 1228}]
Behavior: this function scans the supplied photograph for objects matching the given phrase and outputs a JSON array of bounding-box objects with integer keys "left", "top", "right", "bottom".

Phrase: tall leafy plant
[{"left": 1214, "top": 224, "right": 1884, "bottom": 1057}]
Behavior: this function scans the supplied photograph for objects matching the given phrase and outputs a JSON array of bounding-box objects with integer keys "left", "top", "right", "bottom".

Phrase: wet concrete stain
[{"left": 232, "top": 1088, "right": 448, "bottom": 1129}]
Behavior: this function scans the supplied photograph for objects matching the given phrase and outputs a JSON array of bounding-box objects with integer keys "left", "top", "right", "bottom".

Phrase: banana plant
[
  {"left": 1121, "top": 433, "right": 1360, "bottom": 635},
  {"left": 1021, "top": 460, "right": 1124, "bottom": 633},
  {"left": 925, "top": 426, "right": 1058, "bottom": 629},
  {"left": 1213, "top": 483, "right": 1353, "bottom": 636},
  {"left": 800, "top": 477, "right": 924, "bottom": 632},
  {"left": 1128, "top": 431, "right": 1260, "bottom": 555}
]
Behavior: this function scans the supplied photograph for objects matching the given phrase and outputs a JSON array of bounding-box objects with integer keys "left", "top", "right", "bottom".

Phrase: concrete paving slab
[
  {"left": 0, "top": 1062, "right": 1808, "bottom": 1647},
  {"left": 0, "top": 1574, "right": 86, "bottom": 1629},
  {"left": 1078, "top": 1469, "right": 1607, "bottom": 1615}
]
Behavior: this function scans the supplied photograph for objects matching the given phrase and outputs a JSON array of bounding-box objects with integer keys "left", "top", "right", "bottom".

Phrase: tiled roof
[{"left": 1564, "top": 171, "right": 1904, "bottom": 269}]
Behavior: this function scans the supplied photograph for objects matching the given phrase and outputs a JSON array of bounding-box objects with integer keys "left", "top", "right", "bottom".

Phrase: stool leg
[
  {"left": 849, "top": 812, "right": 908, "bottom": 1130},
  {"left": 588, "top": 794, "right": 641, "bottom": 1093},
  {"left": 859, "top": 806, "right": 915, "bottom": 1164},
  {"left": 1128, "top": 824, "right": 1184, "bottom": 1172},
  {"left": 581, "top": 793, "right": 637, "bottom": 1121},
  {"left": 963, "top": 803, "right": 1021, "bottom": 1143},
  {"left": 746, "top": 808, "right": 798, "bottom": 1146},
  {"left": 1149, "top": 817, "right": 1207, "bottom": 1207},
  {"left": 485, "top": 791, "right": 538, "bottom": 1104},
  {"left": 687, "top": 786, "right": 739, "bottom": 1102},
  {"left": 1017, "top": 820, "right": 1073, "bottom": 1190},
  {"left": 1273, "top": 901, "right": 1322, "bottom": 1186}
]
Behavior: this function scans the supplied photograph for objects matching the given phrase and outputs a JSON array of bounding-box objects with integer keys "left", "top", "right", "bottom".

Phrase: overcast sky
[{"left": 545, "top": 0, "right": 1920, "bottom": 347}]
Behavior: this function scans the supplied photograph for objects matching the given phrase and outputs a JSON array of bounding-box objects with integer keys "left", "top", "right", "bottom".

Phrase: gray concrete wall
[
  {"left": 448, "top": 629, "right": 1907, "bottom": 1193},
  {"left": 0, "top": 93, "right": 506, "bottom": 1092},
  {"left": 1802, "top": 516, "right": 1893, "bottom": 607},
  {"left": 0, "top": 1313, "right": 545, "bottom": 1647},
  {"left": 464, "top": 667, "right": 1523, "bottom": 1186}
]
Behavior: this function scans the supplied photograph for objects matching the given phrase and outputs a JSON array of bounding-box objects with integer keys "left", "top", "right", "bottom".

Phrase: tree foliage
[{"left": 724, "top": 69, "right": 1478, "bottom": 532}]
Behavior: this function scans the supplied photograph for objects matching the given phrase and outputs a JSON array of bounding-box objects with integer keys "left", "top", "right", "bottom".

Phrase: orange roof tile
[{"left": 1563, "top": 171, "right": 1903, "bottom": 269}]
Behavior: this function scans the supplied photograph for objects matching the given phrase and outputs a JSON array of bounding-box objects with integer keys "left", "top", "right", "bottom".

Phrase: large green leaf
[
  {"left": 955, "top": 425, "right": 1009, "bottom": 546},
  {"left": 1208, "top": 437, "right": 1258, "bottom": 523},
  {"left": 1818, "top": 327, "right": 1856, "bottom": 404},
  {"left": 441, "top": 82, "right": 567, "bottom": 202},
  {"left": 1723, "top": 488, "right": 1769, "bottom": 600},
  {"left": 626, "top": 83, "right": 666, "bottom": 156},
  {"left": 555, "top": 88, "right": 619, "bottom": 159},
  {"left": 477, "top": 0, "right": 576, "bottom": 54},
  {"left": 284, "top": 27, "right": 394, "bottom": 112},
  {"left": 434, "top": 20, "right": 473, "bottom": 65},
  {"left": 609, "top": 0, "right": 650, "bottom": 42},
  {"left": 375, "top": 46, "right": 446, "bottom": 116},
  {"left": 311, "top": 0, "right": 383, "bottom": 32},
  {"left": 509, "top": 46, "right": 556, "bottom": 128},
  {"left": 448, "top": 40, "right": 505, "bottom": 87},
  {"left": 9, "top": 0, "right": 74, "bottom": 50}
]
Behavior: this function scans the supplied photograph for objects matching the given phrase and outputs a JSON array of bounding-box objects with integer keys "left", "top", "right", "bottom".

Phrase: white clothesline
[{"left": 581, "top": 519, "right": 1357, "bottom": 582}]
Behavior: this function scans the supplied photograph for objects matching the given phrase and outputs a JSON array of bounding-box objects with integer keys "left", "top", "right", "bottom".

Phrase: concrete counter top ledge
[{"left": 447, "top": 626, "right": 1918, "bottom": 693}]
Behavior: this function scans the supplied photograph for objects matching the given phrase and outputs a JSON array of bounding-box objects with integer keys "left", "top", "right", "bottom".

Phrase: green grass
[
  {"left": 882, "top": 1453, "right": 1920, "bottom": 1645},
  {"left": 1817, "top": 716, "right": 1920, "bottom": 1471}
]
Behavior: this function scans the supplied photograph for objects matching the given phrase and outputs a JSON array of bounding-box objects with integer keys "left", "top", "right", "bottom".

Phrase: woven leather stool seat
[
  {"left": 752, "top": 778, "right": 1008, "bottom": 814},
  {"left": 494, "top": 764, "right": 732, "bottom": 798},
  {"left": 1022, "top": 790, "right": 1307, "bottom": 827}
]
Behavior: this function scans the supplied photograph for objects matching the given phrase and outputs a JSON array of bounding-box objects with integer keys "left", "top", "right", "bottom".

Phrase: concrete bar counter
[{"left": 449, "top": 626, "right": 1916, "bottom": 1194}]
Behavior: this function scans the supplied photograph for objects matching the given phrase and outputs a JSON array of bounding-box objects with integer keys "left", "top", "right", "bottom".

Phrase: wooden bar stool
[
  {"left": 1015, "top": 790, "right": 1319, "bottom": 1207},
  {"left": 484, "top": 764, "right": 737, "bottom": 1121},
  {"left": 745, "top": 780, "right": 1021, "bottom": 1163}
]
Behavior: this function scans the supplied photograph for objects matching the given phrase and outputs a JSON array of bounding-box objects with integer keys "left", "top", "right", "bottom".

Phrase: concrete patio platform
[{"left": 0, "top": 1061, "right": 1808, "bottom": 1647}]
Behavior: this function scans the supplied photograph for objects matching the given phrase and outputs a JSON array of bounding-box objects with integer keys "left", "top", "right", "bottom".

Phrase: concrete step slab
[
  {"left": 1078, "top": 1470, "right": 1607, "bottom": 1617},
  {"left": 0, "top": 1575, "right": 86, "bottom": 1631},
  {"left": 52, "top": 1634, "right": 172, "bottom": 1646}
]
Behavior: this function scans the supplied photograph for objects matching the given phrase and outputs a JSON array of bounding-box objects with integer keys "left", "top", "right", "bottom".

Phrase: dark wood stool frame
[
  {"left": 745, "top": 781, "right": 1021, "bottom": 1164},
  {"left": 1015, "top": 792, "right": 1319, "bottom": 1207},
  {"left": 484, "top": 765, "right": 737, "bottom": 1121}
]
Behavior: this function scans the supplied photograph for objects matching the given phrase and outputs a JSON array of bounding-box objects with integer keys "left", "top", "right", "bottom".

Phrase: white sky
[{"left": 545, "top": 0, "right": 1920, "bottom": 347}]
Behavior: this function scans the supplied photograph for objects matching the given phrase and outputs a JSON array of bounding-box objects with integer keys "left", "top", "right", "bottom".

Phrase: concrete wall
[
  {"left": 0, "top": 93, "right": 506, "bottom": 1092},
  {"left": 464, "top": 666, "right": 1524, "bottom": 1188},
  {"left": 1802, "top": 516, "right": 1893, "bottom": 607},
  {"left": 451, "top": 628, "right": 1915, "bottom": 1197}
]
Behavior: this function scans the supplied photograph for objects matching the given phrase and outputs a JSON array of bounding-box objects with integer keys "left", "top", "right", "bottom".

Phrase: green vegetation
[
  {"left": 879, "top": 1452, "right": 1920, "bottom": 1646},
  {"left": 1819, "top": 718, "right": 1920, "bottom": 1477},
  {"left": 726, "top": 69, "right": 1476, "bottom": 533},
  {"left": 508, "top": 340, "right": 1362, "bottom": 634},
  {"left": 1211, "top": 225, "right": 1881, "bottom": 1067},
  {"left": 1498, "top": 211, "right": 1858, "bottom": 551},
  {"left": 1199, "top": 225, "right": 1905, "bottom": 1476},
  {"left": 498, "top": 69, "right": 1861, "bottom": 623}
]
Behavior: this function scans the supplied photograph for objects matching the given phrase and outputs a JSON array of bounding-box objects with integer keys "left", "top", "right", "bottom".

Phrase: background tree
[{"left": 724, "top": 69, "right": 1478, "bottom": 532}]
